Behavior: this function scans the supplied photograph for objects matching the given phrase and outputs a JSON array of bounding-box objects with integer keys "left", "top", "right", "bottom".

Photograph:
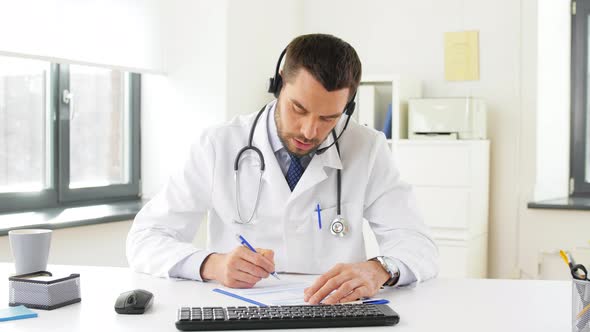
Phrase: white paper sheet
[{"left": 214, "top": 278, "right": 310, "bottom": 306}]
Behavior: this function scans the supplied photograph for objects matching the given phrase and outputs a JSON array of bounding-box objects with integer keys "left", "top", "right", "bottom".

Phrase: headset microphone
[{"left": 315, "top": 95, "right": 355, "bottom": 155}]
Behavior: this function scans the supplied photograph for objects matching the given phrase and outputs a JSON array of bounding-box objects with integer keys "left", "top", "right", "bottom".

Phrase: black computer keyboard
[{"left": 175, "top": 304, "right": 399, "bottom": 331}]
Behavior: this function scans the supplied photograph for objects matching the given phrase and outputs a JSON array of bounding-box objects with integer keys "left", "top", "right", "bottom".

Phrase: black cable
[
  {"left": 316, "top": 113, "right": 352, "bottom": 155},
  {"left": 248, "top": 105, "right": 267, "bottom": 146},
  {"left": 331, "top": 130, "right": 342, "bottom": 216}
]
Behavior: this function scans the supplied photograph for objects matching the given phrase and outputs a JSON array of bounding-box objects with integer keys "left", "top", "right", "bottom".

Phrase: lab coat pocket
[
  {"left": 310, "top": 203, "right": 365, "bottom": 273},
  {"left": 287, "top": 207, "right": 332, "bottom": 274}
]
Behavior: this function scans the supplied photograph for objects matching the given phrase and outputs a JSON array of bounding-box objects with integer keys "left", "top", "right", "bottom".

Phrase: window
[
  {"left": 571, "top": 0, "right": 590, "bottom": 196},
  {"left": 0, "top": 56, "right": 140, "bottom": 213}
]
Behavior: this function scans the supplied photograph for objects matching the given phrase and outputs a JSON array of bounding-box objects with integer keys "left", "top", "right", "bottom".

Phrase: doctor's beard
[{"left": 275, "top": 105, "right": 328, "bottom": 158}]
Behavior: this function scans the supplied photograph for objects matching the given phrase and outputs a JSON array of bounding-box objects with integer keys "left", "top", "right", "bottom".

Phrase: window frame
[
  {"left": 0, "top": 60, "right": 141, "bottom": 213},
  {"left": 57, "top": 64, "right": 141, "bottom": 203},
  {"left": 571, "top": 0, "right": 590, "bottom": 196}
]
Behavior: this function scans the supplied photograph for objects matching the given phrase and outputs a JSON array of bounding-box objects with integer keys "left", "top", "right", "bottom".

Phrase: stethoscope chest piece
[{"left": 330, "top": 216, "right": 348, "bottom": 237}]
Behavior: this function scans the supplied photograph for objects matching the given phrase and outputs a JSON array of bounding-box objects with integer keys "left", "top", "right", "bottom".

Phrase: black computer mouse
[{"left": 114, "top": 289, "right": 154, "bottom": 314}]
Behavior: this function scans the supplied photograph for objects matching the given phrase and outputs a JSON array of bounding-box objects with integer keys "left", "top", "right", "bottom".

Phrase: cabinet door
[
  {"left": 434, "top": 236, "right": 487, "bottom": 278},
  {"left": 394, "top": 143, "right": 471, "bottom": 186},
  {"left": 414, "top": 187, "right": 470, "bottom": 229},
  {"left": 436, "top": 242, "right": 469, "bottom": 278}
]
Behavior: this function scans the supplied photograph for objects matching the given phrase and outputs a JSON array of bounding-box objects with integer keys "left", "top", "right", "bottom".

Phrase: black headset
[{"left": 267, "top": 47, "right": 357, "bottom": 155}]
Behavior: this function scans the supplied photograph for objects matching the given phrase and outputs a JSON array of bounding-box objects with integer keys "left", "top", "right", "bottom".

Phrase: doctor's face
[{"left": 275, "top": 69, "right": 350, "bottom": 158}]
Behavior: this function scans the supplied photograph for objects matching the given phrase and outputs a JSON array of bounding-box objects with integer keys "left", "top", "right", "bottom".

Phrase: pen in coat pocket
[
  {"left": 236, "top": 234, "right": 280, "bottom": 280},
  {"left": 316, "top": 203, "right": 322, "bottom": 230}
]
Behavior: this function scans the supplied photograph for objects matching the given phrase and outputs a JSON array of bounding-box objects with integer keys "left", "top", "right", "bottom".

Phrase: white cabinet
[
  {"left": 355, "top": 75, "right": 422, "bottom": 139},
  {"left": 392, "top": 140, "right": 490, "bottom": 278}
]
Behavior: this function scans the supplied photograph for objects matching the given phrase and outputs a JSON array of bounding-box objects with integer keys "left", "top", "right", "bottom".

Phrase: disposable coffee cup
[{"left": 8, "top": 229, "right": 52, "bottom": 275}]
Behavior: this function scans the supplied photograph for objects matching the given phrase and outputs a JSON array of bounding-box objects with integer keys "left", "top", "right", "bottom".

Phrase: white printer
[{"left": 408, "top": 98, "right": 487, "bottom": 140}]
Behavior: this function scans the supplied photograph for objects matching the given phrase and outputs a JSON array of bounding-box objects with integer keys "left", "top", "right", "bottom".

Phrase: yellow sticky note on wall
[{"left": 444, "top": 30, "right": 480, "bottom": 81}]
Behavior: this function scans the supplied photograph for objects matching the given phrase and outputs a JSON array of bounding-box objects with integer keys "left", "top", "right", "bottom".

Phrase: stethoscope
[
  {"left": 233, "top": 103, "right": 350, "bottom": 238},
  {"left": 232, "top": 46, "right": 356, "bottom": 237}
]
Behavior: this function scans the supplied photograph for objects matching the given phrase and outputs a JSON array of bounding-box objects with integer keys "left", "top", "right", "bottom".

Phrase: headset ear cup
[
  {"left": 273, "top": 74, "right": 283, "bottom": 98},
  {"left": 345, "top": 100, "right": 356, "bottom": 116},
  {"left": 267, "top": 77, "right": 276, "bottom": 94}
]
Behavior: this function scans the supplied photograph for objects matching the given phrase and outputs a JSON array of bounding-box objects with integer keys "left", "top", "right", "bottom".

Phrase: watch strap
[{"left": 369, "top": 256, "right": 400, "bottom": 287}]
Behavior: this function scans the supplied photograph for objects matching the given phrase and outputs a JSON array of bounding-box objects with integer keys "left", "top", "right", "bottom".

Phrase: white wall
[
  {"left": 0, "top": 0, "right": 164, "bottom": 73},
  {"left": 141, "top": 0, "right": 229, "bottom": 198},
  {"left": 225, "top": 0, "right": 303, "bottom": 120},
  {"left": 300, "top": 0, "right": 523, "bottom": 278}
]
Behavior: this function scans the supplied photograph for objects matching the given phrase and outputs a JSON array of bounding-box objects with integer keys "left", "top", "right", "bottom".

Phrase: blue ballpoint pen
[
  {"left": 316, "top": 203, "right": 322, "bottom": 230},
  {"left": 236, "top": 234, "right": 280, "bottom": 280}
]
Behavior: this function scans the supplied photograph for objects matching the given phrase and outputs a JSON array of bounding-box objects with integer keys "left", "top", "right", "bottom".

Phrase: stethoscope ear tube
[
  {"left": 234, "top": 106, "right": 267, "bottom": 224},
  {"left": 234, "top": 105, "right": 268, "bottom": 171},
  {"left": 234, "top": 146, "right": 265, "bottom": 172}
]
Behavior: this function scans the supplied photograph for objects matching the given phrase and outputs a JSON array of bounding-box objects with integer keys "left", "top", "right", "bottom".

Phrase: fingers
[
  {"left": 306, "top": 274, "right": 348, "bottom": 304},
  {"left": 257, "top": 248, "right": 275, "bottom": 261},
  {"left": 338, "top": 286, "right": 371, "bottom": 303},
  {"left": 221, "top": 254, "right": 265, "bottom": 288},
  {"left": 218, "top": 246, "right": 279, "bottom": 288},
  {"left": 321, "top": 279, "right": 363, "bottom": 305},
  {"left": 304, "top": 262, "right": 382, "bottom": 305},
  {"left": 304, "top": 264, "right": 344, "bottom": 302},
  {"left": 230, "top": 269, "right": 262, "bottom": 285},
  {"left": 233, "top": 256, "right": 270, "bottom": 278},
  {"left": 218, "top": 260, "right": 261, "bottom": 288},
  {"left": 237, "top": 246, "right": 275, "bottom": 274}
]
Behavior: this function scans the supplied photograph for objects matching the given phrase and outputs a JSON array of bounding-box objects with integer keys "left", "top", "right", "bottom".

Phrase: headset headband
[{"left": 267, "top": 47, "right": 356, "bottom": 116}]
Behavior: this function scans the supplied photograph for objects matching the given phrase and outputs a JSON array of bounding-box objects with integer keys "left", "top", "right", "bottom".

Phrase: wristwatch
[{"left": 369, "top": 256, "right": 400, "bottom": 287}]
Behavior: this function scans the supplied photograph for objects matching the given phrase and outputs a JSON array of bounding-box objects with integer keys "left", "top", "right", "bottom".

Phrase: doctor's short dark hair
[{"left": 282, "top": 34, "right": 362, "bottom": 100}]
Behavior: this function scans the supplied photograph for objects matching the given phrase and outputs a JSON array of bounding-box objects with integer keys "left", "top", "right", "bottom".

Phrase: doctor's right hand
[{"left": 200, "top": 246, "right": 275, "bottom": 288}]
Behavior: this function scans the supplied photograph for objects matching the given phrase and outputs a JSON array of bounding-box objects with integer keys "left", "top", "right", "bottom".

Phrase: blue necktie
[{"left": 286, "top": 155, "right": 304, "bottom": 191}]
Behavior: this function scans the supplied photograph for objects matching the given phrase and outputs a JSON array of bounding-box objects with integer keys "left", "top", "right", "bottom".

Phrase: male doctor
[{"left": 127, "top": 34, "right": 438, "bottom": 305}]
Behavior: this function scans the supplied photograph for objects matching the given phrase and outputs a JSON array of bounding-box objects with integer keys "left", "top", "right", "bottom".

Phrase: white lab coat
[{"left": 127, "top": 101, "right": 438, "bottom": 284}]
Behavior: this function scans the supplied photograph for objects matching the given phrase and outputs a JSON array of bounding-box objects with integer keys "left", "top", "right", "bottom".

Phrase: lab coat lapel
[{"left": 289, "top": 138, "right": 343, "bottom": 201}]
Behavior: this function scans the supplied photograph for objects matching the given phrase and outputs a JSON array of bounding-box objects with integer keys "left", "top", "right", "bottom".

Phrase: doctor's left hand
[{"left": 303, "top": 261, "right": 390, "bottom": 304}]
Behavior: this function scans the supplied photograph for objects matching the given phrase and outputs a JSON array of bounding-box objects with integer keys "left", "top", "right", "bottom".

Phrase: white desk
[{"left": 0, "top": 263, "right": 570, "bottom": 331}]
